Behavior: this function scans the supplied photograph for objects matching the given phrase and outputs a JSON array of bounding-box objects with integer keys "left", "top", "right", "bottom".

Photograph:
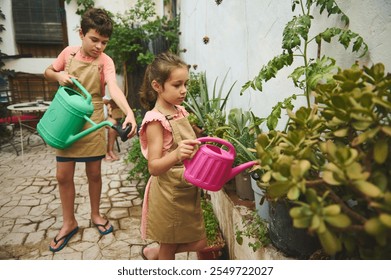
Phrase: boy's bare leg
[{"left": 50, "top": 161, "right": 78, "bottom": 250}]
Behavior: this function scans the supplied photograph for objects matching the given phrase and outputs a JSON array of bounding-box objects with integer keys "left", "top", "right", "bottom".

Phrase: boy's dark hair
[{"left": 80, "top": 8, "right": 113, "bottom": 38}]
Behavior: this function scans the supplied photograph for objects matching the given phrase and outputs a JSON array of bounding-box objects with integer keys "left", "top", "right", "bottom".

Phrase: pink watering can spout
[
  {"left": 229, "top": 160, "right": 259, "bottom": 181},
  {"left": 183, "top": 137, "right": 258, "bottom": 192}
]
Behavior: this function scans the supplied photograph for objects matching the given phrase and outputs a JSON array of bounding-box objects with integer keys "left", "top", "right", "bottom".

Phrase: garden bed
[{"left": 209, "top": 188, "right": 290, "bottom": 260}]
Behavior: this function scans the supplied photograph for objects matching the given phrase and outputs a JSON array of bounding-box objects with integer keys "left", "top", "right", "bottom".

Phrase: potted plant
[
  {"left": 223, "top": 108, "right": 264, "bottom": 200},
  {"left": 197, "top": 194, "right": 226, "bottom": 260},
  {"left": 240, "top": 0, "right": 379, "bottom": 259},
  {"left": 184, "top": 70, "right": 234, "bottom": 138},
  {"left": 256, "top": 62, "right": 391, "bottom": 259},
  {"left": 221, "top": 108, "right": 271, "bottom": 219}
]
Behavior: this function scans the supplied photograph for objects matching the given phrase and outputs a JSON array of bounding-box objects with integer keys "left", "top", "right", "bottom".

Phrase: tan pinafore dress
[
  {"left": 144, "top": 113, "right": 206, "bottom": 244},
  {"left": 56, "top": 52, "right": 106, "bottom": 159}
]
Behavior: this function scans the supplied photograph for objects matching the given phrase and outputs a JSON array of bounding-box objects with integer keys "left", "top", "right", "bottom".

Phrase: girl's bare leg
[{"left": 143, "top": 238, "right": 207, "bottom": 260}]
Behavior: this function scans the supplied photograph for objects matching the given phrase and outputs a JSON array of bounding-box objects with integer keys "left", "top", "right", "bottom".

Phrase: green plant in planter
[
  {"left": 201, "top": 195, "right": 225, "bottom": 248},
  {"left": 184, "top": 71, "right": 235, "bottom": 137},
  {"left": 125, "top": 109, "right": 150, "bottom": 199},
  {"left": 235, "top": 210, "right": 270, "bottom": 252},
  {"left": 241, "top": 0, "right": 368, "bottom": 130},
  {"left": 256, "top": 63, "right": 391, "bottom": 259}
]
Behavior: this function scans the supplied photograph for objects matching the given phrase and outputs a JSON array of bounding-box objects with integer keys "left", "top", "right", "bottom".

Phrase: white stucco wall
[
  {"left": 179, "top": 0, "right": 391, "bottom": 130},
  {"left": 1, "top": 0, "right": 390, "bottom": 125}
]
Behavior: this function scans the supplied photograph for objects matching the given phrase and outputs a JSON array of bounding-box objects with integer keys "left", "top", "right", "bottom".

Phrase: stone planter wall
[{"left": 209, "top": 190, "right": 290, "bottom": 260}]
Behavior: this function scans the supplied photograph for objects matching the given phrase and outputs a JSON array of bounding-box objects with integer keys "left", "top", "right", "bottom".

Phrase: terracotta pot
[
  {"left": 197, "top": 231, "right": 225, "bottom": 260},
  {"left": 196, "top": 243, "right": 225, "bottom": 260}
]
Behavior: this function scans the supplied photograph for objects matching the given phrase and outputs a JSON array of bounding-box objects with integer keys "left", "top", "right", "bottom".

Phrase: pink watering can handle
[
  {"left": 197, "top": 136, "right": 236, "bottom": 157},
  {"left": 183, "top": 137, "right": 235, "bottom": 169}
]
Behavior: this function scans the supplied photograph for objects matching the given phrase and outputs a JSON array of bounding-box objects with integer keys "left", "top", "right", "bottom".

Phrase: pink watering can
[{"left": 183, "top": 137, "right": 258, "bottom": 192}]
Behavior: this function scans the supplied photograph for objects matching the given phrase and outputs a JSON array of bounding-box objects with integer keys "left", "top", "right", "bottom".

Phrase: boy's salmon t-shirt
[{"left": 51, "top": 46, "right": 116, "bottom": 95}]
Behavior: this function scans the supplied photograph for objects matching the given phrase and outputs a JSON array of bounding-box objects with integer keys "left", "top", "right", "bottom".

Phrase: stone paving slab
[{"left": 0, "top": 130, "right": 196, "bottom": 260}]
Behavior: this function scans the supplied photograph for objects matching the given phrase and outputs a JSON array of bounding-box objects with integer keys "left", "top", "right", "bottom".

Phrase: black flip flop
[
  {"left": 141, "top": 244, "right": 149, "bottom": 260},
  {"left": 49, "top": 226, "right": 79, "bottom": 253},
  {"left": 93, "top": 220, "right": 113, "bottom": 235}
]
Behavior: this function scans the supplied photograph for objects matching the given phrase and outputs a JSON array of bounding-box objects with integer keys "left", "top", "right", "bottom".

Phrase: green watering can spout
[{"left": 37, "top": 78, "right": 131, "bottom": 149}]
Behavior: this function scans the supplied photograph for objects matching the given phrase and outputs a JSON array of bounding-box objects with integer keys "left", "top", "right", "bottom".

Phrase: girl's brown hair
[{"left": 139, "top": 52, "right": 188, "bottom": 110}]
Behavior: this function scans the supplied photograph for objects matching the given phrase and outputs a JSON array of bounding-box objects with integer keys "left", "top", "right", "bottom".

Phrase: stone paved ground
[{"left": 0, "top": 129, "right": 195, "bottom": 260}]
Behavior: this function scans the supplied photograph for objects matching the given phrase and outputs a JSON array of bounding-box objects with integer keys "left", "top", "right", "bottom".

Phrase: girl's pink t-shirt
[
  {"left": 51, "top": 46, "right": 116, "bottom": 95},
  {"left": 138, "top": 106, "right": 189, "bottom": 159}
]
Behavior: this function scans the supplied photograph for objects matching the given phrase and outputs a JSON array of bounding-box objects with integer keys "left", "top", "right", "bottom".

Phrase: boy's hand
[
  {"left": 123, "top": 113, "right": 137, "bottom": 138},
  {"left": 58, "top": 72, "right": 77, "bottom": 87}
]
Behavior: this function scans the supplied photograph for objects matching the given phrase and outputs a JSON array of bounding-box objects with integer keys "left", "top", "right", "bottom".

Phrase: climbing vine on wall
[{"left": 64, "top": 0, "right": 95, "bottom": 15}]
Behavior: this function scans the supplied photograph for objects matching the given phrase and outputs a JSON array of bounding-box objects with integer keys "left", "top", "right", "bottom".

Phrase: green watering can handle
[{"left": 70, "top": 77, "right": 92, "bottom": 103}]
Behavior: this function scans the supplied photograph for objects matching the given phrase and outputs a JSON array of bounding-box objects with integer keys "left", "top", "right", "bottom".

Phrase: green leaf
[
  {"left": 293, "top": 216, "right": 312, "bottom": 228},
  {"left": 346, "top": 162, "right": 365, "bottom": 180},
  {"left": 310, "top": 215, "right": 321, "bottom": 231},
  {"left": 331, "top": 95, "right": 347, "bottom": 108},
  {"left": 318, "top": 228, "right": 342, "bottom": 255},
  {"left": 287, "top": 186, "right": 301, "bottom": 200},
  {"left": 323, "top": 204, "right": 341, "bottom": 216},
  {"left": 333, "top": 128, "right": 348, "bottom": 137},
  {"left": 324, "top": 214, "right": 351, "bottom": 228},
  {"left": 373, "top": 97, "right": 391, "bottom": 110},
  {"left": 290, "top": 160, "right": 311, "bottom": 178},
  {"left": 379, "top": 214, "right": 391, "bottom": 228},
  {"left": 353, "top": 180, "right": 382, "bottom": 198},
  {"left": 282, "top": 15, "right": 305, "bottom": 50},
  {"left": 352, "top": 121, "right": 372, "bottom": 131},
  {"left": 236, "top": 235, "right": 243, "bottom": 245},
  {"left": 352, "top": 127, "right": 380, "bottom": 146},
  {"left": 322, "top": 171, "right": 341, "bottom": 186},
  {"left": 374, "top": 138, "right": 388, "bottom": 164},
  {"left": 267, "top": 181, "right": 292, "bottom": 198},
  {"left": 290, "top": 206, "right": 304, "bottom": 218},
  {"left": 364, "top": 218, "right": 386, "bottom": 236}
]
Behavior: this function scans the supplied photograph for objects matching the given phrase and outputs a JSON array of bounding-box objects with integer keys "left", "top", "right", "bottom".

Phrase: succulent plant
[{"left": 255, "top": 63, "right": 391, "bottom": 259}]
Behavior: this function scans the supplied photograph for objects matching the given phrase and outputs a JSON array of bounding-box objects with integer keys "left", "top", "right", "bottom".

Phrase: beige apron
[
  {"left": 56, "top": 52, "right": 106, "bottom": 158},
  {"left": 146, "top": 114, "right": 206, "bottom": 243}
]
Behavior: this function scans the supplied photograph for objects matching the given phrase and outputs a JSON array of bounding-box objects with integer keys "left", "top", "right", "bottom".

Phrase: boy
[{"left": 44, "top": 8, "right": 137, "bottom": 252}]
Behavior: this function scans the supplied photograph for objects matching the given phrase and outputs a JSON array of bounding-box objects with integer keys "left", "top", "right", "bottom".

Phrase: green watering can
[{"left": 37, "top": 78, "right": 131, "bottom": 149}]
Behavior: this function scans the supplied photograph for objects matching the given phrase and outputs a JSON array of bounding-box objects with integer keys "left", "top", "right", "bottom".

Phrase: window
[
  {"left": 9, "top": 72, "right": 59, "bottom": 103},
  {"left": 12, "top": 0, "right": 68, "bottom": 58}
]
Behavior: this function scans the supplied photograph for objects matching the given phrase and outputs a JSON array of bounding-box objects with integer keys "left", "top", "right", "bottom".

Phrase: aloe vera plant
[{"left": 184, "top": 71, "right": 235, "bottom": 137}]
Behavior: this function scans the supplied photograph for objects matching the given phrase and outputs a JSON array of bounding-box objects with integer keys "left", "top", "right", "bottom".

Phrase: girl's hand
[{"left": 175, "top": 139, "right": 200, "bottom": 161}]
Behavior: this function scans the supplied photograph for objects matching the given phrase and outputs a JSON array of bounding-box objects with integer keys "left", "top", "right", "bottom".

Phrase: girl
[{"left": 139, "top": 52, "right": 207, "bottom": 260}]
